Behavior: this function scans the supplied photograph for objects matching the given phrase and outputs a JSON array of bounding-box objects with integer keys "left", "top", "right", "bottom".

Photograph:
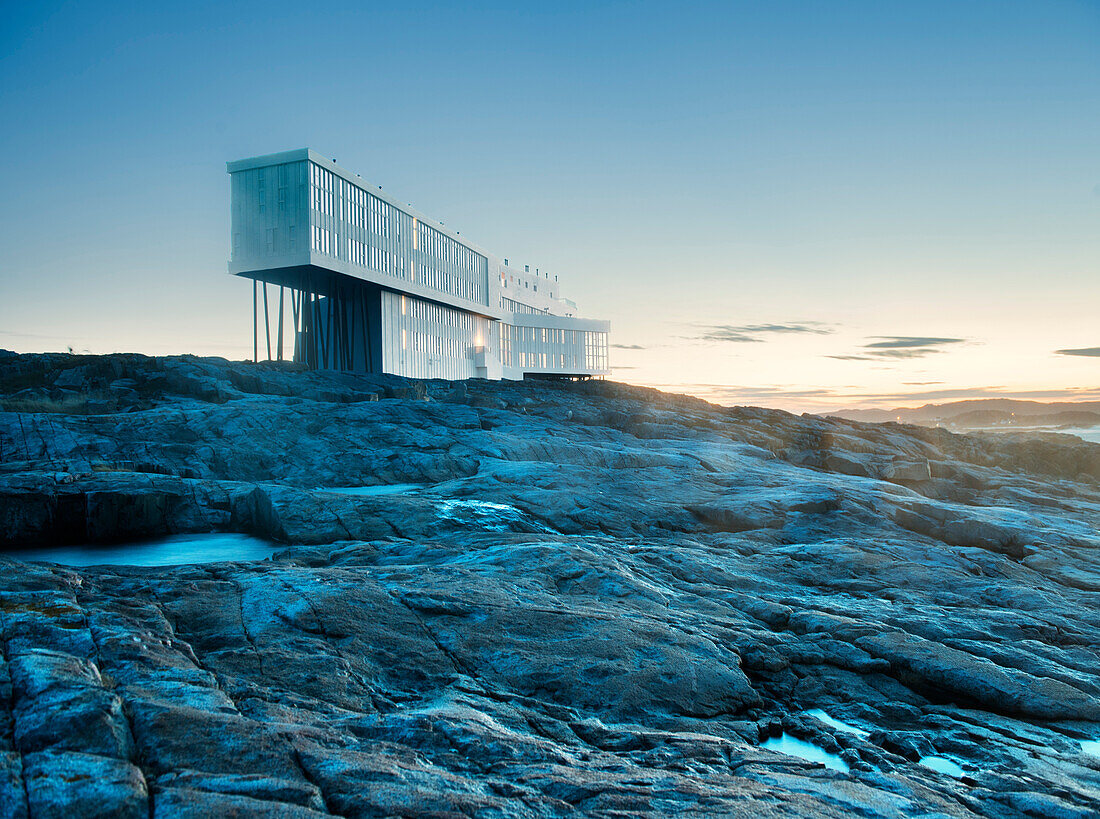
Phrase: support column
[
  {"left": 277, "top": 286, "right": 284, "bottom": 361},
  {"left": 263, "top": 282, "right": 271, "bottom": 361},
  {"left": 252, "top": 278, "right": 258, "bottom": 364}
]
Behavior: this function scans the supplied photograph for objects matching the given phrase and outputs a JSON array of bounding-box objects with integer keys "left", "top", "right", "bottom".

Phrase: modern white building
[{"left": 227, "top": 149, "right": 610, "bottom": 381}]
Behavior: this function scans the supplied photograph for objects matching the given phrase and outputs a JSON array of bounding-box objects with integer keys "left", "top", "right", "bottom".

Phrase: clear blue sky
[{"left": 2, "top": 0, "right": 1097, "bottom": 410}]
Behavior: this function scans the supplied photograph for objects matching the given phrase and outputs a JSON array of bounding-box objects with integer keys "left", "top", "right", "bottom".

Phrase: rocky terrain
[{"left": 1, "top": 350, "right": 1099, "bottom": 818}]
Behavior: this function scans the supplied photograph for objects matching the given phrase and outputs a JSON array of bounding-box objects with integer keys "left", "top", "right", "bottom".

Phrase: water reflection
[
  {"left": 3, "top": 533, "right": 279, "bottom": 567},
  {"left": 805, "top": 708, "right": 870, "bottom": 738},
  {"left": 920, "top": 756, "right": 964, "bottom": 777},
  {"left": 317, "top": 483, "right": 423, "bottom": 496},
  {"left": 761, "top": 733, "right": 850, "bottom": 773},
  {"left": 437, "top": 499, "right": 551, "bottom": 532}
]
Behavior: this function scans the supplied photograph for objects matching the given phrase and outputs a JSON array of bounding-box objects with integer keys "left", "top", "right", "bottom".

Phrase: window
[{"left": 288, "top": 226, "right": 296, "bottom": 251}]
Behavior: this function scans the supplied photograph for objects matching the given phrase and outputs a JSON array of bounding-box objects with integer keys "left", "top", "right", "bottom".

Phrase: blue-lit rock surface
[{"left": 1, "top": 351, "right": 1099, "bottom": 816}]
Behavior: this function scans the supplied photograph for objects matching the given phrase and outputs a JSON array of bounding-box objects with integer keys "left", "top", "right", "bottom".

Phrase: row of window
[
  {"left": 312, "top": 225, "right": 333, "bottom": 255},
  {"left": 517, "top": 351, "right": 572, "bottom": 369},
  {"left": 584, "top": 331, "right": 609, "bottom": 371},
  {"left": 237, "top": 163, "right": 567, "bottom": 317},
  {"left": 501, "top": 297, "right": 547, "bottom": 315},
  {"left": 390, "top": 294, "right": 490, "bottom": 380},
  {"left": 311, "top": 163, "right": 404, "bottom": 240},
  {"left": 416, "top": 263, "right": 482, "bottom": 303},
  {"left": 417, "top": 221, "right": 483, "bottom": 281},
  {"left": 510, "top": 326, "right": 580, "bottom": 345},
  {"left": 308, "top": 162, "right": 488, "bottom": 305},
  {"left": 499, "top": 325, "right": 608, "bottom": 372},
  {"left": 314, "top": 229, "right": 480, "bottom": 303}
]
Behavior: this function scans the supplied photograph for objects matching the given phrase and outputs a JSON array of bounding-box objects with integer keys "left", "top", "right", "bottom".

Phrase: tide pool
[{"left": 3, "top": 533, "right": 280, "bottom": 567}]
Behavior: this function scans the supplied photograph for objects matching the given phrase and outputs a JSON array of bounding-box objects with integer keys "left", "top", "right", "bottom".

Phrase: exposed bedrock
[{"left": 1, "top": 351, "right": 1099, "bottom": 816}]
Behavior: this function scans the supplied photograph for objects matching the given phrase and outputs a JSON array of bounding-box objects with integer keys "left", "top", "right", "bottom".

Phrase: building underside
[{"left": 244, "top": 267, "right": 382, "bottom": 374}]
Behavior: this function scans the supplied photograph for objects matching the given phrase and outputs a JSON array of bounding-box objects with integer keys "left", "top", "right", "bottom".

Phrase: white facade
[{"left": 228, "top": 149, "right": 609, "bottom": 380}]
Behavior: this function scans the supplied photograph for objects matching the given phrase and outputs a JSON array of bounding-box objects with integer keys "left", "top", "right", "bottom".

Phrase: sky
[{"left": 1, "top": 0, "right": 1097, "bottom": 413}]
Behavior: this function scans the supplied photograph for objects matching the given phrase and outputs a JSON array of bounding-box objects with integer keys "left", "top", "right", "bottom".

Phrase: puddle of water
[
  {"left": 1082, "top": 740, "right": 1100, "bottom": 758},
  {"left": 436, "top": 499, "right": 549, "bottom": 532},
  {"left": 761, "top": 733, "right": 850, "bottom": 773},
  {"left": 920, "top": 756, "right": 964, "bottom": 777},
  {"left": 805, "top": 709, "right": 870, "bottom": 738},
  {"left": 2, "top": 533, "right": 280, "bottom": 567},
  {"left": 317, "top": 483, "right": 423, "bottom": 497}
]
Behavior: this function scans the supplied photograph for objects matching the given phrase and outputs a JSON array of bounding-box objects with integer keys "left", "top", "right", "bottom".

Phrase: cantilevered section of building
[{"left": 227, "top": 149, "right": 610, "bottom": 380}]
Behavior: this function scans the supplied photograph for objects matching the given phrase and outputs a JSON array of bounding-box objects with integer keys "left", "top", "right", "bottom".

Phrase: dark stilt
[
  {"left": 252, "top": 278, "right": 258, "bottom": 364},
  {"left": 332, "top": 284, "right": 341, "bottom": 370},
  {"left": 277, "top": 286, "right": 284, "bottom": 361},
  {"left": 341, "top": 285, "right": 352, "bottom": 370},
  {"left": 316, "top": 291, "right": 327, "bottom": 368},
  {"left": 338, "top": 285, "right": 347, "bottom": 370},
  {"left": 359, "top": 287, "right": 369, "bottom": 373},
  {"left": 303, "top": 291, "right": 312, "bottom": 368},
  {"left": 306, "top": 291, "right": 316, "bottom": 369},
  {"left": 262, "top": 282, "right": 271, "bottom": 361},
  {"left": 326, "top": 285, "right": 335, "bottom": 369},
  {"left": 291, "top": 288, "right": 300, "bottom": 360},
  {"left": 260, "top": 275, "right": 376, "bottom": 374}
]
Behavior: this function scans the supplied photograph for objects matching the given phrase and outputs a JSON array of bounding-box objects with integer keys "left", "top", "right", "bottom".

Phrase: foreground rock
[{"left": 1, "top": 351, "right": 1099, "bottom": 817}]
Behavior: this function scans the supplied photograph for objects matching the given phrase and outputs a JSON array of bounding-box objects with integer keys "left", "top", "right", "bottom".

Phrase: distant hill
[{"left": 831, "top": 399, "right": 1100, "bottom": 429}]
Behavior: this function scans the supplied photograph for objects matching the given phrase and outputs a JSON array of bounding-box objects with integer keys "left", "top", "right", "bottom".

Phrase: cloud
[
  {"left": 0, "top": 330, "right": 76, "bottom": 340},
  {"left": 611, "top": 343, "right": 646, "bottom": 350},
  {"left": 737, "top": 323, "right": 833, "bottom": 335},
  {"left": 870, "top": 349, "right": 946, "bottom": 360},
  {"left": 1056, "top": 347, "right": 1100, "bottom": 357},
  {"left": 826, "top": 335, "right": 969, "bottom": 361},
  {"left": 699, "top": 328, "right": 764, "bottom": 343},
  {"left": 694, "top": 322, "right": 834, "bottom": 343},
  {"left": 864, "top": 336, "right": 965, "bottom": 349}
]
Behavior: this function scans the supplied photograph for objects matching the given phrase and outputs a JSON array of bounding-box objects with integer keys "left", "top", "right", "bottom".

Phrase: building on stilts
[{"left": 228, "top": 149, "right": 610, "bottom": 380}]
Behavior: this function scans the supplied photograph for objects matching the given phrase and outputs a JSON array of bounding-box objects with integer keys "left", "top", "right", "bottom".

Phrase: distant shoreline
[{"left": 962, "top": 424, "right": 1100, "bottom": 444}]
